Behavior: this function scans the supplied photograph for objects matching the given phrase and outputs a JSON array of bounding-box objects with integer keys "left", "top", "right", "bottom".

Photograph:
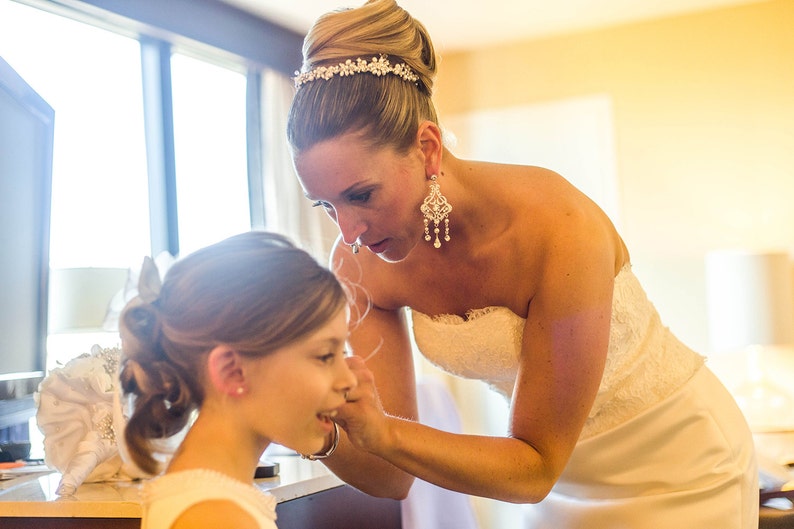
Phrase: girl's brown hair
[{"left": 119, "top": 231, "right": 348, "bottom": 474}]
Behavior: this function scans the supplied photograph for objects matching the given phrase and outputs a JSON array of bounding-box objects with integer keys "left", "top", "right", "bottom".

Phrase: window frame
[{"left": 20, "top": 0, "right": 303, "bottom": 255}]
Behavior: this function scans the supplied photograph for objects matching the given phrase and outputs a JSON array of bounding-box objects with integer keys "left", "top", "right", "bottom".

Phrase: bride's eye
[
  {"left": 348, "top": 190, "right": 371, "bottom": 204},
  {"left": 311, "top": 200, "right": 333, "bottom": 210}
]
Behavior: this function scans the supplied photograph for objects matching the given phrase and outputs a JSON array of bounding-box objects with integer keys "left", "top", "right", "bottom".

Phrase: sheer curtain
[{"left": 259, "top": 69, "right": 339, "bottom": 263}]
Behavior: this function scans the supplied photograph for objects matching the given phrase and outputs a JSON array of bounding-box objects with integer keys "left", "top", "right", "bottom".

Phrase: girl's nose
[{"left": 337, "top": 360, "right": 358, "bottom": 395}]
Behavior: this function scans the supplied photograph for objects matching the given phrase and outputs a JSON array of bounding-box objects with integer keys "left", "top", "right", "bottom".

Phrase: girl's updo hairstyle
[
  {"left": 287, "top": 0, "right": 438, "bottom": 154},
  {"left": 119, "top": 231, "right": 348, "bottom": 474}
]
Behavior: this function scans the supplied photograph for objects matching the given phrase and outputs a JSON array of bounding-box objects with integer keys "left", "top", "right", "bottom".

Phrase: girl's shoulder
[
  {"left": 170, "top": 499, "right": 270, "bottom": 529},
  {"left": 143, "top": 469, "right": 277, "bottom": 528}
]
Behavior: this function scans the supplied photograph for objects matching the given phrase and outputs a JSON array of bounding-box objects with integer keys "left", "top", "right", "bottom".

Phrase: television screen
[{"left": 0, "top": 55, "right": 54, "bottom": 429}]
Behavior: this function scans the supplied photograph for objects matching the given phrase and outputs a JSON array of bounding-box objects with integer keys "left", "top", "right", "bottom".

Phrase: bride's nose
[{"left": 336, "top": 208, "right": 366, "bottom": 247}]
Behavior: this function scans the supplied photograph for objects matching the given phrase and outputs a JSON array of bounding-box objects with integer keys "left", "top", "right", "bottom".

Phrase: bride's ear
[
  {"left": 417, "top": 120, "right": 443, "bottom": 176},
  {"left": 207, "top": 346, "right": 246, "bottom": 397}
]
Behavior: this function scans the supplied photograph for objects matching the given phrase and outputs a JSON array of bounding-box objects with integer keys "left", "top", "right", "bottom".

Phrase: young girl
[{"left": 118, "top": 231, "right": 357, "bottom": 529}]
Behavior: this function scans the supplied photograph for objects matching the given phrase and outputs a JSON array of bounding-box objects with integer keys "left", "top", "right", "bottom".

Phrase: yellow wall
[{"left": 434, "top": 0, "right": 794, "bottom": 351}]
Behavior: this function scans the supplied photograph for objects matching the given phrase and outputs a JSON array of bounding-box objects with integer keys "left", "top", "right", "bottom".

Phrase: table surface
[{"left": 0, "top": 455, "right": 342, "bottom": 518}]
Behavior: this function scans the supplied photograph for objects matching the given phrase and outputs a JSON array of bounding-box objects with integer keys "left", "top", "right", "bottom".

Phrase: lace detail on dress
[
  {"left": 429, "top": 306, "right": 504, "bottom": 324},
  {"left": 411, "top": 265, "right": 704, "bottom": 439},
  {"left": 412, "top": 306, "right": 523, "bottom": 397},
  {"left": 591, "top": 265, "right": 704, "bottom": 437},
  {"left": 142, "top": 468, "right": 277, "bottom": 526}
]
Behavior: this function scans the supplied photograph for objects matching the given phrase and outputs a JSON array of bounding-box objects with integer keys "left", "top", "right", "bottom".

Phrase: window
[
  {"left": 0, "top": 0, "right": 302, "bottom": 267},
  {"left": 0, "top": 0, "right": 304, "bottom": 369},
  {"left": 171, "top": 53, "right": 250, "bottom": 255},
  {"left": 0, "top": 1, "right": 150, "bottom": 269},
  {"left": 0, "top": 0, "right": 305, "bottom": 455}
]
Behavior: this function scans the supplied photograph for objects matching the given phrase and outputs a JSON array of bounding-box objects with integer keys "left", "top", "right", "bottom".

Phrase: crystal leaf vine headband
[{"left": 294, "top": 54, "right": 419, "bottom": 88}]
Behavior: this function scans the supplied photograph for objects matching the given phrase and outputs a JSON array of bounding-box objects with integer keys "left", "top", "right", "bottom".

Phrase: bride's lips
[{"left": 366, "top": 239, "right": 388, "bottom": 253}]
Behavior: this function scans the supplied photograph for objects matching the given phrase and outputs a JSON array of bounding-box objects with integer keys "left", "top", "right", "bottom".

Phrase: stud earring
[
  {"left": 420, "top": 174, "right": 452, "bottom": 248},
  {"left": 235, "top": 386, "right": 245, "bottom": 396}
]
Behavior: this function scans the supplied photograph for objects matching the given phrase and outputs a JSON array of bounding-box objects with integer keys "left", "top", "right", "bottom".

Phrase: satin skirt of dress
[{"left": 523, "top": 366, "right": 759, "bottom": 529}]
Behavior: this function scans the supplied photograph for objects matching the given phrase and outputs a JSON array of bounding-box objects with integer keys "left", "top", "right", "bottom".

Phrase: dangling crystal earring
[{"left": 420, "top": 174, "right": 452, "bottom": 249}]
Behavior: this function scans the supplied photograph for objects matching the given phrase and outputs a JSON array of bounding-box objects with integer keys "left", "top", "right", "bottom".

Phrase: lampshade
[
  {"left": 48, "top": 267, "right": 129, "bottom": 334},
  {"left": 705, "top": 250, "right": 794, "bottom": 353}
]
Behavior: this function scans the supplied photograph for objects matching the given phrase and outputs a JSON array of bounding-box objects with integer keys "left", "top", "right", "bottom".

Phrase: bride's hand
[{"left": 335, "top": 355, "right": 391, "bottom": 454}]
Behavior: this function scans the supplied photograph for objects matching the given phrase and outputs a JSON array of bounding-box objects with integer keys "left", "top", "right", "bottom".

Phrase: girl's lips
[
  {"left": 318, "top": 407, "right": 342, "bottom": 424},
  {"left": 317, "top": 412, "right": 335, "bottom": 434}
]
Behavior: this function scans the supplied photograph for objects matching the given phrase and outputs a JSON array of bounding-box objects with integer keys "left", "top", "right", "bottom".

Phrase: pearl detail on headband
[{"left": 294, "top": 54, "right": 419, "bottom": 88}]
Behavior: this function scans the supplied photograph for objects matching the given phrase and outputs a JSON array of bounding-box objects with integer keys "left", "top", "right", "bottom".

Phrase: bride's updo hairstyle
[
  {"left": 119, "top": 231, "right": 348, "bottom": 474},
  {"left": 287, "top": 0, "right": 438, "bottom": 154}
]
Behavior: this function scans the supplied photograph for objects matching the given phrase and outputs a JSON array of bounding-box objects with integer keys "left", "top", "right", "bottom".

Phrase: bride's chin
[
  {"left": 377, "top": 238, "right": 420, "bottom": 263},
  {"left": 377, "top": 251, "right": 405, "bottom": 263}
]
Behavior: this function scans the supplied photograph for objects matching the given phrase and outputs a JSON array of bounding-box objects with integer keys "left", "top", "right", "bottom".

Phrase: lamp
[
  {"left": 46, "top": 268, "right": 128, "bottom": 372},
  {"left": 705, "top": 250, "right": 794, "bottom": 433},
  {"left": 48, "top": 268, "right": 129, "bottom": 334}
]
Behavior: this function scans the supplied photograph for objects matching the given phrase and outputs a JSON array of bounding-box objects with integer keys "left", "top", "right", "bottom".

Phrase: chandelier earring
[{"left": 420, "top": 175, "right": 452, "bottom": 249}]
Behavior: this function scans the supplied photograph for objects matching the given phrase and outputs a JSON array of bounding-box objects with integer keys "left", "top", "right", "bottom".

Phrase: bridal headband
[{"left": 294, "top": 54, "right": 419, "bottom": 88}]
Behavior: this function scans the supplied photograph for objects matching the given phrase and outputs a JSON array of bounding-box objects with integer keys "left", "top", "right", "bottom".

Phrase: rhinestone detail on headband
[{"left": 294, "top": 54, "right": 419, "bottom": 88}]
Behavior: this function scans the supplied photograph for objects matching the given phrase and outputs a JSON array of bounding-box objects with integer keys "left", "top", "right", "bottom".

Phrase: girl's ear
[{"left": 207, "top": 345, "right": 246, "bottom": 397}]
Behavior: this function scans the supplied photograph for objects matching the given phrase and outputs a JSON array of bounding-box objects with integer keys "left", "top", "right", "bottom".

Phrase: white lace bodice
[
  {"left": 411, "top": 265, "right": 704, "bottom": 439},
  {"left": 141, "top": 468, "right": 277, "bottom": 529}
]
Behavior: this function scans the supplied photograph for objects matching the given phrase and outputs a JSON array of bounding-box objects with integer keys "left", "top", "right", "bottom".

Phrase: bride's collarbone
[{"left": 402, "top": 268, "right": 520, "bottom": 318}]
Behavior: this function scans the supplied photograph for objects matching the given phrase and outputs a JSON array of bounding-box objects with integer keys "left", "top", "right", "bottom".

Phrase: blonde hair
[
  {"left": 287, "top": 0, "right": 438, "bottom": 153},
  {"left": 119, "top": 231, "right": 348, "bottom": 474}
]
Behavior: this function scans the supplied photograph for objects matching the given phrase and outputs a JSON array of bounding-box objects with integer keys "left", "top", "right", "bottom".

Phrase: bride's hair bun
[
  {"left": 302, "top": 0, "right": 437, "bottom": 96},
  {"left": 288, "top": 0, "right": 440, "bottom": 153}
]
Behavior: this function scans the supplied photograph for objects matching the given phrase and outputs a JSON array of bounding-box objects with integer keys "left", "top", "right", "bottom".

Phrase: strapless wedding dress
[{"left": 412, "top": 265, "right": 758, "bottom": 528}]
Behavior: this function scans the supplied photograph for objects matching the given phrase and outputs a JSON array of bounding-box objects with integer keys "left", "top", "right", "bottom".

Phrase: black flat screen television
[{"left": 0, "top": 55, "right": 54, "bottom": 430}]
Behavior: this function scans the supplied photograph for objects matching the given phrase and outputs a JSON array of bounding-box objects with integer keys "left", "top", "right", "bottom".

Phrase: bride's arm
[
  {"left": 319, "top": 246, "right": 417, "bottom": 499},
  {"left": 334, "top": 236, "right": 615, "bottom": 503}
]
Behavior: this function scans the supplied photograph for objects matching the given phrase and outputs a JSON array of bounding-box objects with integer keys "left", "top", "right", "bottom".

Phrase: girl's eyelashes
[
  {"left": 317, "top": 352, "right": 335, "bottom": 364},
  {"left": 318, "top": 345, "right": 351, "bottom": 364}
]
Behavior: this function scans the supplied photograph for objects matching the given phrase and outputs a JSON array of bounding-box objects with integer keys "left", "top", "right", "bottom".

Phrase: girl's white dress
[
  {"left": 412, "top": 264, "right": 758, "bottom": 528},
  {"left": 141, "top": 468, "right": 278, "bottom": 529}
]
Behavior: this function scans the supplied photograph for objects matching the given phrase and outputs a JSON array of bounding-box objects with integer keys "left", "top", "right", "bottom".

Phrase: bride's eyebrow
[{"left": 304, "top": 178, "right": 375, "bottom": 202}]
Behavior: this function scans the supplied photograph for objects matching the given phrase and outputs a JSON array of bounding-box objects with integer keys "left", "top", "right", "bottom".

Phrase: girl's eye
[{"left": 317, "top": 352, "right": 335, "bottom": 364}]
